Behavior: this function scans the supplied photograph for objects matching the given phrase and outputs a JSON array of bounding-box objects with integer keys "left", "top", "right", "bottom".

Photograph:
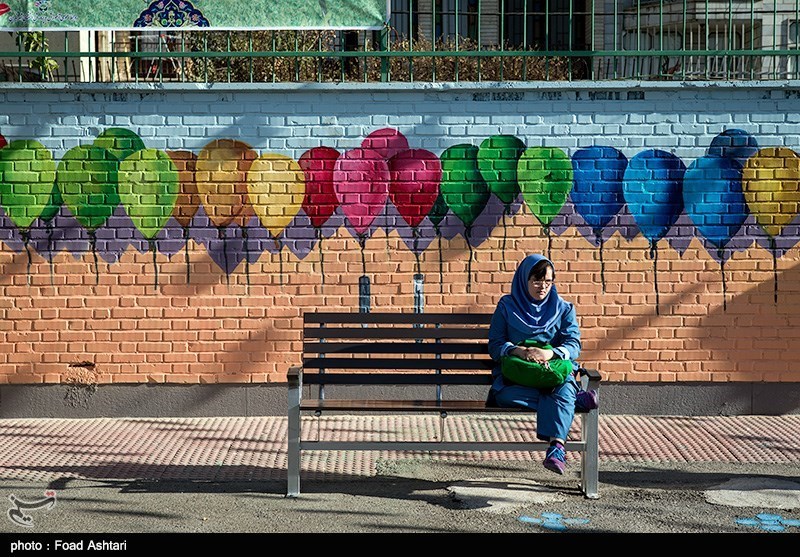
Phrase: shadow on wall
[{"left": 589, "top": 254, "right": 799, "bottom": 397}]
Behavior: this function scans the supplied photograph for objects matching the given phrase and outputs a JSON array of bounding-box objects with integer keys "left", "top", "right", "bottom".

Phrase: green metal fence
[{"left": 2, "top": 0, "right": 800, "bottom": 83}]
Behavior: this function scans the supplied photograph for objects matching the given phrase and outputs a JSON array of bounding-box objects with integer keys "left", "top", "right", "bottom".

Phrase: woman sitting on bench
[{"left": 487, "top": 254, "right": 599, "bottom": 475}]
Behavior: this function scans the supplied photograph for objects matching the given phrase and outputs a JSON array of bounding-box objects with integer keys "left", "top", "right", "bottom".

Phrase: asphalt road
[{"left": 1, "top": 460, "right": 797, "bottom": 535}]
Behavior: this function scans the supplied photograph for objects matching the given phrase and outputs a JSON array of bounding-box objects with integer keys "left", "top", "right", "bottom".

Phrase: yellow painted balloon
[
  {"left": 246, "top": 153, "right": 306, "bottom": 237},
  {"left": 196, "top": 139, "right": 257, "bottom": 228},
  {"left": 742, "top": 147, "right": 800, "bottom": 237}
]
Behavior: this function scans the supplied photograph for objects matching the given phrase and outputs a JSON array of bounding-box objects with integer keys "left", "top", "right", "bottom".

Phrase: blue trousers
[{"left": 493, "top": 375, "right": 578, "bottom": 442}]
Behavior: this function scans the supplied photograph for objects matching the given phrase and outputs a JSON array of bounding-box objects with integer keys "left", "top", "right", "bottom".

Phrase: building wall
[{"left": 0, "top": 81, "right": 798, "bottom": 394}]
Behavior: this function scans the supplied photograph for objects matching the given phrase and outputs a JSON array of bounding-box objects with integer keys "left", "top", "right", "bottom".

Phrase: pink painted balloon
[
  {"left": 299, "top": 146, "right": 340, "bottom": 229},
  {"left": 389, "top": 149, "right": 442, "bottom": 229},
  {"left": 361, "top": 128, "right": 409, "bottom": 161},
  {"left": 333, "top": 148, "right": 390, "bottom": 235}
]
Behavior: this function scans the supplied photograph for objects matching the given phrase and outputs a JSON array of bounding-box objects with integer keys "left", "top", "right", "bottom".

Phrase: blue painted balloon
[
  {"left": 571, "top": 146, "right": 628, "bottom": 234},
  {"left": 683, "top": 155, "right": 747, "bottom": 249},
  {"left": 707, "top": 129, "right": 759, "bottom": 167},
  {"left": 623, "top": 150, "right": 686, "bottom": 242}
]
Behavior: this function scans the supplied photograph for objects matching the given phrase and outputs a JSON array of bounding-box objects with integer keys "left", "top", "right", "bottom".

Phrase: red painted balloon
[
  {"left": 299, "top": 146, "right": 340, "bottom": 229},
  {"left": 361, "top": 128, "right": 409, "bottom": 161},
  {"left": 333, "top": 148, "right": 389, "bottom": 235},
  {"left": 389, "top": 149, "right": 442, "bottom": 229}
]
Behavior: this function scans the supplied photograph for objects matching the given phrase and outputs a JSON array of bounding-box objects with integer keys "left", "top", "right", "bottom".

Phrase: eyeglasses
[{"left": 529, "top": 279, "right": 555, "bottom": 287}]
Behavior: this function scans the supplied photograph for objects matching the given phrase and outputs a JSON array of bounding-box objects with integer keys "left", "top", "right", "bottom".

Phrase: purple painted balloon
[{"left": 333, "top": 147, "right": 390, "bottom": 235}]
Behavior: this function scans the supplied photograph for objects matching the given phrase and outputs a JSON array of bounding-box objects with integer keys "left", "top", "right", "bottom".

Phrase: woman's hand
[{"left": 512, "top": 347, "right": 554, "bottom": 364}]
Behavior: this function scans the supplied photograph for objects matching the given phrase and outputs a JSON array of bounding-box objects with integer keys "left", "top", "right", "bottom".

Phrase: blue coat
[{"left": 487, "top": 295, "right": 582, "bottom": 392}]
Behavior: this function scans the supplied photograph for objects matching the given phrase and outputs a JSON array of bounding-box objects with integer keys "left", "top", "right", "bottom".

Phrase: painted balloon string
[
  {"left": 596, "top": 231, "right": 606, "bottom": 293},
  {"left": 182, "top": 226, "right": 191, "bottom": 284},
  {"left": 149, "top": 239, "right": 158, "bottom": 290},
  {"left": 45, "top": 221, "right": 54, "bottom": 287},
  {"left": 650, "top": 241, "right": 660, "bottom": 316},
  {"left": 434, "top": 223, "right": 444, "bottom": 294},
  {"left": 316, "top": 228, "right": 325, "bottom": 284},
  {"left": 274, "top": 237, "right": 284, "bottom": 287},
  {"left": 21, "top": 230, "right": 31, "bottom": 287},
  {"left": 718, "top": 247, "right": 727, "bottom": 312},
  {"left": 358, "top": 234, "right": 367, "bottom": 277},
  {"left": 88, "top": 230, "right": 99, "bottom": 286},
  {"left": 770, "top": 236, "right": 778, "bottom": 304},
  {"left": 502, "top": 205, "right": 510, "bottom": 252},
  {"left": 412, "top": 226, "right": 421, "bottom": 276},
  {"left": 219, "top": 227, "right": 230, "bottom": 286},
  {"left": 545, "top": 226, "right": 552, "bottom": 261},
  {"left": 242, "top": 225, "right": 250, "bottom": 291},
  {"left": 466, "top": 226, "right": 474, "bottom": 293},
  {"left": 384, "top": 205, "right": 391, "bottom": 257},
  {"left": 358, "top": 234, "right": 370, "bottom": 314}
]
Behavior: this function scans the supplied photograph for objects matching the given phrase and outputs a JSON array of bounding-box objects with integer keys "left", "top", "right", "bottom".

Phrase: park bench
[{"left": 287, "top": 312, "right": 601, "bottom": 499}]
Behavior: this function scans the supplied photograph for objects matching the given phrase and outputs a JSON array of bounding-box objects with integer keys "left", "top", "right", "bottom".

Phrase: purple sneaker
[
  {"left": 575, "top": 389, "right": 599, "bottom": 411},
  {"left": 543, "top": 442, "right": 566, "bottom": 475}
]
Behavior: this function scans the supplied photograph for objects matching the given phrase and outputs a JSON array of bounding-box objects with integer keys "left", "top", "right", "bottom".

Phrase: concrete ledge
[
  {"left": 3, "top": 80, "right": 800, "bottom": 93},
  {"left": 1, "top": 383, "right": 798, "bottom": 418}
]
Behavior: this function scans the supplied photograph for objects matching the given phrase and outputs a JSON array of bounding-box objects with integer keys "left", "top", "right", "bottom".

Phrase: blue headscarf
[{"left": 500, "top": 254, "right": 570, "bottom": 336}]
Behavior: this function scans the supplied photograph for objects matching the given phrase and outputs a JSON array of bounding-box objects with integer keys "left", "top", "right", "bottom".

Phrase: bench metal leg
[
  {"left": 287, "top": 379, "right": 301, "bottom": 498},
  {"left": 581, "top": 409, "right": 600, "bottom": 499}
]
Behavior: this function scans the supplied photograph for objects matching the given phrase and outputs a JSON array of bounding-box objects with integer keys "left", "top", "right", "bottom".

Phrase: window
[
  {"left": 788, "top": 20, "right": 799, "bottom": 78},
  {"left": 504, "top": 0, "right": 588, "bottom": 51},
  {"left": 435, "top": 0, "right": 480, "bottom": 42},
  {"left": 390, "top": 0, "right": 420, "bottom": 40},
  {"left": 130, "top": 31, "right": 180, "bottom": 79}
]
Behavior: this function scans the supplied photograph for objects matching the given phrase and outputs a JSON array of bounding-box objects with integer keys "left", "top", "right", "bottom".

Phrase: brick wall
[{"left": 0, "top": 82, "right": 798, "bottom": 386}]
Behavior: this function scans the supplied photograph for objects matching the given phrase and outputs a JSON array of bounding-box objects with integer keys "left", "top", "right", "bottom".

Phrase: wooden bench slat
[
  {"left": 304, "top": 313, "right": 493, "bottom": 325},
  {"left": 303, "top": 342, "right": 489, "bottom": 355},
  {"left": 302, "top": 399, "right": 494, "bottom": 411},
  {"left": 303, "top": 327, "right": 489, "bottom": 340},
  {"left": 302, "top": 372, "right": 494, "bottom": 385},
  {"left": 302, "top": 357, "right": 494, "bottom": 371},
  {"left": 300, "top": 399, "right": 590, "bottom": 413}
]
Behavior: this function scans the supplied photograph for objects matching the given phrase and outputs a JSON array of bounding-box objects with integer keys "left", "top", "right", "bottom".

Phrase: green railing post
[{"left": 380, "top": 24, "right": 390, "bottom": 82}]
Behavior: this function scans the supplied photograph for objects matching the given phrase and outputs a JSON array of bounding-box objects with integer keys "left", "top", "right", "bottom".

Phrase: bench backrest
[{"left": 302, "top": 312, "right": 495, "bottom": 389}]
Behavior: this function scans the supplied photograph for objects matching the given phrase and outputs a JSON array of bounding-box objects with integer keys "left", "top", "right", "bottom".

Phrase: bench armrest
[
  {"left": 576, "top": 367, "right": 602, "bottom": 390},
  {"left": 288, "top": 365, "right": 303, "bottom": 388}
]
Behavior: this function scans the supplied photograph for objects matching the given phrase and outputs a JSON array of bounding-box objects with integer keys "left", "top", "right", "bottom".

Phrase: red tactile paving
[{"left": 0, "top": 415, "right": 797, "bottom": 483}]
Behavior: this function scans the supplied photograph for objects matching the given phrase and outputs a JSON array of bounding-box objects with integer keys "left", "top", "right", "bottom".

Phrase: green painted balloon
[
  {"left": 0, "top": 140, "right": 61, "bottom": 230},
  {"left": 428, "top": 193, "right": 449, "bottom": 227},
  {"left": 517, "top": 147, "right": 574, "bottom": 227},
  {"left": 57, "top": 145, "right": 120, "bottom": 232},
  {"left": 477, "top": 135, "right": 525, "bottom": 205},
  {"left": 93, "top": 128, "right": 146, "bottom": 161},
  {"left": 118, "top": 149, "right": 179, "bottom": 240},
  {"left": 439, "top": 144, "right": 490, "bottom": 229}
]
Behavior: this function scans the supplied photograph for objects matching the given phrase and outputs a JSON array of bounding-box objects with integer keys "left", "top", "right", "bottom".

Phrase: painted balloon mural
[
  {"left": 117, "top": 148, "right": 179, "bottom": 289},
  {"left": 247, "top": 153, "right": 306, "bottom": 286},
  {"left": 0, "top": 139, "right": 61, "bottom": 284},
  {"left": 683, "top": 155, "right": 747, "bottom": 310},
  {"left": 299, "top": 146, "right": 340, "bottom": 283},
  {"left": 196, "top": 139, "right": 258, "bottom": 285},
  {"left": 623, "top": 149, "right": 686, "bottom": 315},
  {"left": 439, "top": 144, "right": 490, "bottom": 293},
  {"left": 478, "top": 135, "right": 525, "bottom": 253},
  {"left": 333, "top": 146, "right": 390, "bottom": 312},
  {"left": 518, "top": 147, "right": 574, "bottom": 260},
  {"left": 571, "top": 146, "right": 627, "bottom": 292},
  {"left": 167, "top": 150, "right": 200, "bottom": 283},
  {"left": 0, "top": 126, "right": 797, "bottom": 317},
  {"left": 743, "top": 147, "right": 800, "bottom": 303}
]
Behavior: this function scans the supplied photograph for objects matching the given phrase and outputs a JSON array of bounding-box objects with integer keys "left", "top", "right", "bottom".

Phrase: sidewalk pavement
[
  {"left": 0, "top": 414, "right": 798, "bottom": 534},
  {"left": 1, "top": 414, "right": 798, "bottom": 482}
]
